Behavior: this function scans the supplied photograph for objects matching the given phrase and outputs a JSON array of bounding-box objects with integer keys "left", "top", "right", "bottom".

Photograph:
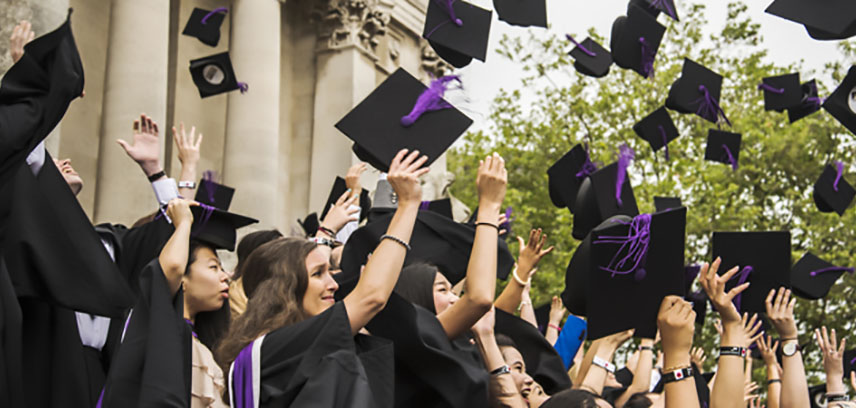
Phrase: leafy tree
[{"left": 448, "top": 1, "right": 856, "bottom": 383}]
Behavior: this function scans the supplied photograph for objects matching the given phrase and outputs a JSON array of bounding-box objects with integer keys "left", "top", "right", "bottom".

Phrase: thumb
[{"left": 116, "top": 139, "right": 132, "bottom": 154}]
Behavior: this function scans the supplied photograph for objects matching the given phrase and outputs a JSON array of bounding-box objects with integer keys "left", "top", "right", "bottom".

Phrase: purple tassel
[
  {"left": 203, "top": 170, "right": 217, "bottom": 204},
  {"left": 191, "top": 203, "right": 216, "bottom": 238},
  {"left": 649, "top": 0, "right": 678, "bottom": 20},
  {"left": 639, "top": 37, "right": 655, "bottom": 79},
  {"left": 184, "top": 318, "right": 199, "bottom": 339},
  {"left": 401, "top": 76, "right": 461, "bottom": 127},
  {"left": 434, "top": 0, "right": 463, "bottom": 26},
  {"left": 758, "top": 83, "right": 785, "bottom": 94},
  {"left": 420, "top": 201, "right": 431, "bottom": 211},
  {"left": 834, "top": 161, "right": 844, "bottom": 192},
  {"left": 615, "top": 144, "right": 635, "bottom": 207},
  {"left": 851, "top": 355, "right": 856, "bottom": 365},
  {"left": 721, "top": 144, "right": 738, "bottom": 171},
  {"left": 730, "top": 266, "right": 753, "bottom": 311},
  {"left": 694, "top": 85, "right": 731, "bottom": 126},
  {"left": 566, "top": 34, "right": 596, "bottom": 57},
  {"left": 807, "top": 96, "right": 824, "bottom": 107},
  {"left": 576, "top": 144, "right": 598, "bottom": 180},
  {"left": 238, "top": 82, "right": 249, "bottom": 94},
  {"left": 500, "top": 206, "right": 513, "bottom": 231},
  {"left": 685, "top": 264, "right": 701, "bottom": 283},
  {"left": 592, "top": 213, "right": 652, "bottom": 280},
  {"left": 810, "top": 266, "right": 855, "bottom": 276},
  {"left": 658, "top": 125, "right": 670, "bottom": 161},
  {"left": 201, "top": 7, "right": 228, "bottom": 24}
]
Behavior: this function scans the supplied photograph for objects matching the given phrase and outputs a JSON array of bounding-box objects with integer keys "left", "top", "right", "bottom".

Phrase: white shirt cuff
[{"left": 26, "top": 141, "right": 46, "bottom": 176}]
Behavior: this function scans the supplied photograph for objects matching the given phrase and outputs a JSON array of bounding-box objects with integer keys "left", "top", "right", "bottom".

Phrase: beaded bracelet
[{"left": 380, "top": 234, "right": 411, "bottom": 251}]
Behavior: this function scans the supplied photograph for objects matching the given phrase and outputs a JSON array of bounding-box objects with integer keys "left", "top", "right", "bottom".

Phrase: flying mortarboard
[
  {"left": 758, "top": 73, "right": 803, "bottom": 112},
  {"left": 566, "top": 35, "right": 613, "bottom": 78},
  {"left": 790, "top": 252, "right": 854, "bottom": 300},
  {"left": 610, "top": 5, "right": 666, "bottom": 79},
  {"left": 765, "top": 0, "right": 856, "bottom": 41},
  {"left": 533, "top": 303, "right": 551, "bottom": 334},
  {"left": 572, "top": 145, "right": 639, "bottom": 240},
  {"left": 711, "top": 231, "right": 791, "bottom": 314},
  {"left": 633, "top": 106, "right": 679, "bottom": 160},
  {"left": 181, "top": 7, "right": 228, "bottom": 47},
  {"left": 787, "top": 80, "right": 823, "bottom": 123},
  {"left": 654, "top": 196, "right": 682, "bottom": 212},
  {"left": 319, "top": 176, "right": 372, "bottom": 222},
  {"left": 298, "top": 213, "right": 320, "bottom": 238},
  {"left": 195, "top": 171, "right": 234, "bottom": 210},
  {"left": 547, "top": 143, "right": 597, "bottom": 211},
  {"left": 562, "top": 230, "right": 594, "bottom": 316},
  {"left": 666, "top": 58, "right": 730, "bottom": 125},
  {"left": 644, "top": 0, "right": 679, "bottom": 21},
  {"left": 822, "top": 66, "right": 856, "bottom": 135},
  {"left": 190, "top": 172, "right": 257, "bottom": 251},
  {"left": 704, "top": 129, "right": 742, "bottom": 170},
  {"left": 423, "top": 0, "right": 492, "bottom": 68},
  {"left": 493, "top": 0, "right": 547, "bottom": 28},
  {"left": 336, "top": 68, "right": 473, "bottom": 173},
  {"left": 813, "top": 162, "right": 855, "bottom": 216},
  {"left": 189, "top": 52, "right": 247, "bottom": 98}
]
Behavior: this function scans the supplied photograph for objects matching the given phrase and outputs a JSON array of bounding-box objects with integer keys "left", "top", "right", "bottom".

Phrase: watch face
[{"left": 783, "top": 342, "right": 798, "bottom": 356}]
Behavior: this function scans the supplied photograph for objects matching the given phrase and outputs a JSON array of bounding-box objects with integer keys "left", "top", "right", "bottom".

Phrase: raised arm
[
  {"left": 437, "top": 153, "right": 507, "bottom": 339},
  {"left": 472, "top": 307, "right": 527, "bottom": 408},
  {"left": 817, "top": 327, "right": 848, "bottom": 407},
  {"left": 657, "top": 296, "right": 700, "bottom": 408},
  {"left": 767, "top": 288, "right": 809, "bottom": 408},
  {"left": 615, "top": 338, "right": 655, "bottom": 407},
  {"left": 756, "top": 335, "right": 782, "bottom": 408},
  {"left": 577, "top": 329, "right": 633, "bottom": 396},
  {"left": 343, "top": 149, "right": 427, "bottom": 335},
  {"left": 314, "top": 191, "right": 360, "bottom": 260},
  {"left": 544, "top": 296, "right": 567, "bottom": 345},
  {"left": 494, "top": 229, "right": 553, "bottom": 318},
  {"left": 158, "top": 199, "right": 195, "bottom": 296},
  {"left": 172, "top": 122, "right": 202, "bottom": 198}
]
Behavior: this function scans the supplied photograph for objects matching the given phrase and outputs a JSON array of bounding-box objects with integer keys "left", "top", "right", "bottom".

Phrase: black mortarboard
[
  {"left": 533, "top": 303, "right": 551, "bottom": 335},
  {"left": 765, "top": 0, "right": 856, "bottom": 40},
  {"left": 336, "top": 68, "right": 473, "bottom": 173},
  {"left": 687, "top": 291, "right": 708, "bottom": 326},
  {"left": 587, "top": 207, "right": 687, "bottom": 340},
  {"left": 562, "top": 231, "right": 593, "bottom": 317},
  {"left": 654, "top": 196, "right": 682, "bottom": 212},
  {"left": 181, "top": 7, "right": 227, "bottom": 47},
  {"left": 791, "top": 253, "right": 853, "bottom": 300},
  {"left": 195, "top": 175, "right": 235, "bottom": 210},
  {"left": 643, "top": 0, "right": 679, "bottom": 21},
  {"left": 627, "top": 0, "right": 659, "bottom": 18},
  {"left": 844, "top": 349, "right": 856, "bottom": 379},
  {"left": 493, "top": 0, "right": 547, "bottom": 28},
  {"left": 813, "top": 163, "right": 855, "bottom": 216},
  {"left": 494, "top": 309, "right": 572, "bottom": 395},
  {"left": 572, "top": 158, "right": 639, "bottom": 240},
  {"left": 610, "top": 5, "right": 666, "bottom": 79},
  {"left": 318, "top": 176, "right": 372, "bottom": 223},
  {"left": 420, "top": 198, "right": 454, "bottom": 219},
  {"left": 548, "top": 144, "right": 593, "bottom": 211},
  {"left": 788, "top": 80, "right": 823, "bottom": 123},
  {"left": 189, "top": 52, "right": 243, "bottom": 98},
  {"left": 339, "top": 210, "right": 514, "bottom": 284},
  {"left": 704, "top": 130, "right": 742, "bottom": 170},
  {"left": 567, "top": 36, "right": 613, "bottom": 78},
  {"left": 298, "top": 213, "right": 319, "bottom": 238},
  {"left": 809, "top": 384, "right": 826, "bottom": 408},
  {"left": 759, "top": 73, "right": 803, "bottom": 112},
  {"left": 190, "top": 206, "right": 258, "bottom": 251},
  {"left": 666, "top": 59, "right": 728, "bottom": 124},
  {"left": 823, "top": 66, "right": 856, "bottom": 135},
  {"left": 615, "top": 368, "right": 633, "bottom": 387},
  {"left": 711, "top": 231, "right": 791, "bottom": 314},
  {"left": 423, "top": 0, "right": 492, "bottom": 68},
  {"left": 634, "top": 107, "right": 679, "bottom": 159}
]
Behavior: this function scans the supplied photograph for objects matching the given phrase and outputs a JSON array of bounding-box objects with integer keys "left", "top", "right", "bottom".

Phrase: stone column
[
  {"left": 307, "top": 0, "right": 391, "bottom": 212},
  {"left": 222, "top": 0, "right": 282, "bottom": 227},
  {"left": 93, "top": 0, "right": 170, "bottom": 225}
]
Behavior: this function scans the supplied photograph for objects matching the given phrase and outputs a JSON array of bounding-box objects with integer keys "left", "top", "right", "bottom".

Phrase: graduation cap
[
  {"left": 633, "top": 106, "right": 679, "bottom": 160},
  {"left": 645, "top": 0, "right": 679, "bottom": 21},
  {"left": 704, "top": 129, "right": 742, "bottom": 170},
  {"left": 189, "top": 52, "right": 246, "bottom": 98},
  {"left": 791, "top": 253, "right": 854, "bottom": 300},
  {"left": 654, "top": 196, "right": 682, "bottom": 212},
  {"left": 587, "top": 207, "right": 687, "bottom": 340},
  {"left": 181, "top": 7, "right": 228, "bottom": 47},
  {"left": 319, "top": 176, "right": 372, "bottom": 222},
  {"left": 533, "top": 303, "right": 551, "bottom": 334},
  {"left": 298, "top": 213, "right": 320, "bottom": 238},
  {"left": 339, "top": 210, "right": 514, "bottom": 284},
  {"left": 809, "top": 384, "right": 826, "bottom": 408},
  {"left": 844, "top": 349, "right": 856, "bottom": 379},
  {"left": 666, "top": 58, "right": 730, "bottom": 125},
  {"left": 572, "top": 146, "right": 639, "bottom": 240},
  {"left": 493, "top": 0, "right": 547, "bottom": 28},
  {"left": 687, "top": 290, "right": 708, "bottom": 326},
  {"left": 419, "top": 198, "right": 454, "bottom": 219},
  {"left": 711, "top": 231, "right": 791, "bottom": 314},
  {"left": 195, "top": 171, "right": 234, "bottom": 210},
  {"left": 787, "top": 80, "right": 823, "bottom": 123},
  {"left": 758, "top": 73, "right": 803, "bottom": 112},
  {"left": 765, "top": 0, "right": 856, "bottom": 41},
  {"left": 554, "top": 315, "right": 587, "bottom": 369},
  {"left": 423, "top": 0, "right": 492, "bottom": 68},
  {"left": 610, "top": 5, "right": 666, "bottom": 79},
  {"left": 190, "top": 205, "right": 258, "bottom": 251},
  {"left": 548, "top": 144, "right": 597, "bottom": 212},
  {"left": 566, "top": 35, "right": 613, "bottom": 78},
  {"left": 335, "top": 68, "right": 472, "bottom": 173},
  {"left": 562, "top": 229, "right": 594, "bottom": 316},
  {"left": 494, "top": 309, "right": 572, "bottom": 395},
  {"left": 822, "top": 66, "right": 856, "bottom": 136},
  {"left": 813, "top": 162, "right": 855, "bottom": 216}
]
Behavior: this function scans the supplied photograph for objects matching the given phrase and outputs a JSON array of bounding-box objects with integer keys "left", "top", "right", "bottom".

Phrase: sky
[{"left": 448, "top": 0, "right": 844, "bottom": 134}]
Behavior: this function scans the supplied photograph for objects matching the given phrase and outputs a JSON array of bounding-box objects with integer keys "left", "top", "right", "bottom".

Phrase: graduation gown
[{"left": 228, "top": 301, "right": 394, "bottom": 408}]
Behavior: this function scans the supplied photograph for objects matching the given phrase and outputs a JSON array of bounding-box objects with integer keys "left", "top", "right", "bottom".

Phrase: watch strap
[
  {"left": 592, "top": 356, "right": 616, "bottom": 373},
  {"left": 147, "top": 170, "right": 166, "bottom": 182},
  {"left": 720, "top": 346, "right": 748, "bottom": 358},
  {"left": 828, "top": 394, "right": 851, "bottom": 402},
  {"left": 490, "top": 365, "right": 510, "bottom": 376},
  {"left": 662, "top": 366, "right": 694, "bottom": 384},
  {"left": 178, "top": 180, "right": 197, "bottom": 189}
]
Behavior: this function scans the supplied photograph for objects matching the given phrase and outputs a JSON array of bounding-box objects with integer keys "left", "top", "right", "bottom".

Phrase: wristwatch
[
  {"left": 310, "top": 237, "right": 339, "bottom": 248},
  {"left": 490, "top": 365, "right": 511, "bottom": 376},
  {"left": 782, "top": 340, "right": 801, "bottom": 357}
]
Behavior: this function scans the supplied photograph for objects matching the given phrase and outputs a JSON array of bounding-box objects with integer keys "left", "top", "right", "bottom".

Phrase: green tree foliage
[{"left": 448, "top": 2, "right": 856, "bottom": 378}]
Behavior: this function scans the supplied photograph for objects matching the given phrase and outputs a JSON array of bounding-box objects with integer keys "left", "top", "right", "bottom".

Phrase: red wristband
[{"left": 549, "top": 323, "right": 562, "bottom": 332}]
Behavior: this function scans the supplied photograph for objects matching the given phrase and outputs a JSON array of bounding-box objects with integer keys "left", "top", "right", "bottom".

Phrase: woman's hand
[
  {"left": 320, "top": 191, "right": 360, "bottom": 234},
  {"left": 756, "top": 335, "right": 780, "bottom": 369},
  {"left": 698, "top": 258, "right": 748, "bottom": 325},
  {"left": 516, "top": 229, "right": 554, "bottom": 277},
  {"left": 9, "top": 20, "right": 34, "bottom": 64},
  {"left": 603, "top": 328, "right": 635, "bottom": 349},
  {"left": 476, "top": 153, "right": 507, "bottom": 209},
  {"left": 471, "top": 306, "right": 496, "bottom": 339},
  {"left": 548, "top": 296, "right": 566, "bottom": 326},
  {"left": 172, "top": 122, "right": 202, "bottom": 170},
  {"left": 657, "top": 296, "right": 696, "bottom": 360},
  {"left": 691, "top": 347, "right": 706, "bottom": 368},
  {"left": 165, "top": 198, "right": 195, "bottom": 229},
  {"left": 118, "top": 114, "right": 163, "bottom": 178},
  {"left": 766, "top": 288, "right": 798, "bottom": 340},
  {"left": 816, "top": 326, "right": 846, "bottom": 381},
  {"left": 345, "top": 162, "right": 368, "bottom": 198},
  {"left": 387, "top": 149, "right": 429, "bottom": 206},
  {"left": 733, "top": 313, "right": 765, "bottom": 348}
]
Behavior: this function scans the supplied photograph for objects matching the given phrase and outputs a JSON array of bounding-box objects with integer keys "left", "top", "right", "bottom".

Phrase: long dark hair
[
  {"left": 233, "top": 229, "right": 283, "bottom": 281},
  {"left": 187, "top": 240, "right": 230, "bottom": 351},
  {"left": 394, "top": 263, "right": 441, "bottom": 314},
  {"left": 215, "top": 238, "right": 317, "bottom": 374}
]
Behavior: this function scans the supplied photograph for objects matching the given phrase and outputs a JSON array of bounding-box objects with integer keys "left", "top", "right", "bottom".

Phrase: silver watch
[{"left": 782, "top": 341, "right": 800, "bottom": 357}]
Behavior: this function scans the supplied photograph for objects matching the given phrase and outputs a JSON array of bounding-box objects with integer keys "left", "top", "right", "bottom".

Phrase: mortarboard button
[
  {"left": 493, "top": 0, "right": 547, "bottom": 28},
  {"left": 547, "top": 143, "right": 597, "bottom": 212},
  {"left": 195, "top": 171, "right": 235, "bottom": 210},
  {"left": 822, "top": 66, "right": 856, "bottom": 136},
  {"left": 667, "top": 58, "right": 730, "bottom": 125},
  {"left": 633, "top": 106, "right": 679, "bottom": 160},
  {"left": 610, "top": 5, "right": 666, "bottom": 79},
  {"left": 711, "top": 231, "right": 791, "bottom": 314},
  {"left": 572, "top": 146, "right": 639, "bottom": 240},
  {"left": 758, "top": 73, "right": 803, "bottom": 112},
  {"left": 654, "top": 196, "right": 682, "bottom": 213},
  {"left": 813, "top": 162, "right": 855, "bottom": 216},
  {"left": 704, "top": 129, "right": 742, "bottom": 170},
  {"left": 336, "top": 68, "right": 473, "bottom": 173},
  {"left": 423, "top": 0, "right": 492, "bottom": 68},
  {"left": 765, "top": 0, "right": 856, "bottom": 41},
  {"left": 190, "top": 205, "right": 258, "bottom": 251},
  {"left": 566, "top": 35, "right": 613, "bottom": 78},
  {"left": 790, "top": 252, "right": 854, "bottom": 300},
  {"left": 189, "top": 52, "right": 246, "bottom": 98},
  {"left": 181, "top": 7, "right": 228, "bottom": 47},
  {"left": 787, "top": 80, "right": 823, "bottom": 123}
]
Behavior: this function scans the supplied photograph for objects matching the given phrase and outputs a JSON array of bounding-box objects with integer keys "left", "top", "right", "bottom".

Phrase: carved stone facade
[
  {"left": 420, "top": 39, "right": 453, "bottom": 79},
  {"left": 311, "top": 0, "right": 392, "bottom": 55}
]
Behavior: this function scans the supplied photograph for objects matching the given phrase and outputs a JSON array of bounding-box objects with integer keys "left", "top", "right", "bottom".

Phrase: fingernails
[{"left": 346, "top": 188, "right": 352, "bottom": 192}]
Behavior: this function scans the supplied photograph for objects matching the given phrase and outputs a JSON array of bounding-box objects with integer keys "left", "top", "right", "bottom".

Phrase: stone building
[{"left": 0, "top": 0, "right": 459, "bottom": 234}]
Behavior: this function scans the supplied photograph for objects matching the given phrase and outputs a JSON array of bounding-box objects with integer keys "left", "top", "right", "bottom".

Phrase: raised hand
[
  {"left": 320, "top": 191, "right": 360, "bottom": 234},
  {"left": 735, "top": 313, "right": 765, "bottom": 348},
  {"left": 756, "top": 335, "right": 780, "bottom": 369},
  {"left": 603, "top": 328, "right": 636, "bottom": 349},
  {"left": 766, "top": 287, "right": 798, "bottom": 340},
  {"left": 816, "top": 327, "right": 846, "bottom": 381},
  {"left": 657, "top": 296, "right": 696, "bottom": 360},
  {"left": 118, "top": 114, "right": 163, "bottom": 178},
  {"left": 698, "top": 257, "right": 748, "bottom": 325},
  {"left": 691, "top": 347, "right": 706, "bottom": 368},
  {"left": 165, "top": 198, "right": 195, "bottom": 229},
  {"left": 476, "top": 153, "right": 507, "bottom": 210},
  {"left": 471, "top": 306, "right": 496, "bottom": 338},
  {"left": 345, "top": 162, "right": 368, "bottom": 198},
  {"left": 548, "top": 296, "right": 566, "bottom": 326},
  {"left": 9, "top": 20, "right": 34, "bottom": 64},
  {"left": 386, "top": 149, "right": 429, "bottom": 206},
  {"left": 172, "top": 122, "right": 202, "bottom": 169},
  {"left": 516, "top": 228, "right": 554, "bottom": 277}
]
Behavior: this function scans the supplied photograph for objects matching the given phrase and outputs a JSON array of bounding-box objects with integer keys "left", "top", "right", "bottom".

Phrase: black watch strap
[
  {"left": 662, "top": 366, "right": 693, "bottom": 384},
  {"left": 828, "top": 394, "right": 851, "bottom": 402},
  {"left": 147, "top": 170, "right": 166, "bottom": 182},
  {"left": 720, "top": 346, "right": 747, "bottom": 358}
]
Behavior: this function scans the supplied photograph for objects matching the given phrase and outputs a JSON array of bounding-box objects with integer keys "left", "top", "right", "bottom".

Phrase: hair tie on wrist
[{"left": 475, "top": 221, "right": 500, "bottom": 231}]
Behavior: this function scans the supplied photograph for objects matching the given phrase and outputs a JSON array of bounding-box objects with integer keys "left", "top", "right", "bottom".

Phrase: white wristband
[{"left": 593, "top": 356, "right": 616, "bottom": 373}]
